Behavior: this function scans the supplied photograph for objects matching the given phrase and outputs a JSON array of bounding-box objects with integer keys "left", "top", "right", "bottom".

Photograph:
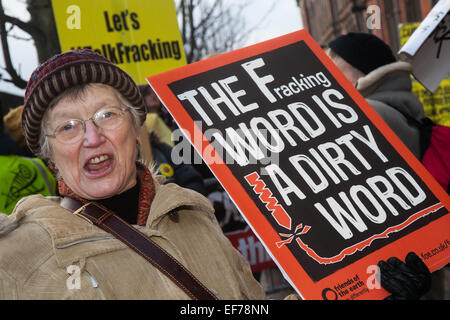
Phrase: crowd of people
[{"left": 0, "top": 31, "right": 447, "bottom": 300}]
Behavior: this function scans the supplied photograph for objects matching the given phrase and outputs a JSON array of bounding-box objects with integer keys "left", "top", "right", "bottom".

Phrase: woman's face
[{"left": 47, "top": 84, "right": 139, "bottom": 200}]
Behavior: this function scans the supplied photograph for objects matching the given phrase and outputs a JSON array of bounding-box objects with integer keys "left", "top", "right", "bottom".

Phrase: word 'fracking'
[
  {"left": 177, "top": 57, "right": 333, "bottom": 126},
  {"left": 71, "top": 39, "right": 182, "bottom": 64}
]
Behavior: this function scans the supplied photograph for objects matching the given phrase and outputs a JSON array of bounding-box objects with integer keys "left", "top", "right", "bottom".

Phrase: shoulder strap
[{"left": 60, "top": 197, "right": 218, "bottom": 300}]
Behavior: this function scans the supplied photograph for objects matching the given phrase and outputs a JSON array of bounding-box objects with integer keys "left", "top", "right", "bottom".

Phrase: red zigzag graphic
[{"left": 245, "top": 172, "right": 292, "bottom": 230}]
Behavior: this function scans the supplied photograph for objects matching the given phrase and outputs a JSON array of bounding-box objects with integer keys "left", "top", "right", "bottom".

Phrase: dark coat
[{"left": 357, "top": 61, "right": 425, "bottom": 159}]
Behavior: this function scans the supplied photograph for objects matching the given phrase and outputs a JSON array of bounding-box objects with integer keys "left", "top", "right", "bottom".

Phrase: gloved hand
[{"left": 378, "top": 252, "right": 431, "bottom": 300}]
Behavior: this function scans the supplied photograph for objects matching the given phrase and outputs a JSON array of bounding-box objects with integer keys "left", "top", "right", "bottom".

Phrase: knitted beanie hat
[
  {"left": 328, "top": 32, "right": 396, "bottom": 75},
  {"left": 22, "top": 49, "right": 146, "bottom": 156}
]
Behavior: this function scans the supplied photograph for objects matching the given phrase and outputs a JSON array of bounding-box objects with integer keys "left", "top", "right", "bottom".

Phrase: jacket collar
[
  {"left": 146, "top": 176, "right": 214, "bottom": 228},
  {"left": 356, "top": 61, "right": 412, "bottom": 92}
]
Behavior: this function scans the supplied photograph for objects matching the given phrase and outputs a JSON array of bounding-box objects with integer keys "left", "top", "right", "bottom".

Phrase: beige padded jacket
[{"left": 0, "top": 176, "right": 266, "bottom": 300}]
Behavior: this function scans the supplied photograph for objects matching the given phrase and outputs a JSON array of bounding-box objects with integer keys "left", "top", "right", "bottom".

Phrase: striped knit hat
[{"left": 23, "top": 49, "right": 146, "bottom": 156}]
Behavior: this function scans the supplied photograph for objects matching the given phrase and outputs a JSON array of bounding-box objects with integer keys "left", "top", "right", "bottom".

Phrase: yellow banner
[
  {"left": 412, "top": 78, "right": 450, "bottom": 126},
  {"left": 51, "top": 0, "right": 186, "bottom": 85},
  {"left": 399, "top": 23, "right": 450, "bottom": 126},
  {"left": 399, "top": 22, "right": 419, "bottom": 47}
]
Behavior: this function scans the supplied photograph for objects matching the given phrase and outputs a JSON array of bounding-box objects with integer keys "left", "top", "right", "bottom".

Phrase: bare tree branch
[
  {"left": 2, "top": 0, "right": 267, "bottom": 91},
  {"left": 176, "top": 0, "right": 256, "bottom": 63},
  {"left": 0, "top": 1, "right": 27, "bottom": 88},
  {"left": 2, "top": 1, "right": 46, "bottom": 42},
  {"left": 6, "top": 23, "right": 32, "bottom": 40},
  {"left": 25, "top": 0, "right": 61, "bottom": 62}
]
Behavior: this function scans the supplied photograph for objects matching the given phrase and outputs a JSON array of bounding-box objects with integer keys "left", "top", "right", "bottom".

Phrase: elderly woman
[{"left": 0, "top": 49, "right": 265, "bottom": 299}]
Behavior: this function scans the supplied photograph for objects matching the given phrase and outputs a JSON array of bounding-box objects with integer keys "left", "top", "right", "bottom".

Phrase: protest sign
[
  {"left": 51, "top": 0, "right": 186, "bottom": 84},
  {"left": 399, "top": 22, "right": 450, "bottom": 125},
  {"left": 399, "top": 23, "right": 421, "bottom": 47},
  {"left": 147, "top": 30, "right": 450, "bottom": 300},
  {"left": 226, "top": 226, "right": 276, "bottom": 273},
  {"left": 207, "top": 189, "right": 276, "bottom": 272},
  {"left": 399, "top": 0, "right": 450, "bottom": 92}
]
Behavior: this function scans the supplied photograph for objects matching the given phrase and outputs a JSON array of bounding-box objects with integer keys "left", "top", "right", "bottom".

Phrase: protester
[
  {"left": 0, "top": 129, "right": 28, "bottom": 157},
  {"left": 421, "top": 125, "right": 450, "bottom": 192},
  {"left": 326, "top": 32, "right": 440, "bottom": 300},
  {"left": 0, "top": 49, "right": 265, "bottom": 299},
  {"left": 1, "top": 105, "right": 33, "bottom": 158},
  {"left": 139, "top": 84, "right": 177, "bottom": 137},
  {"left": 328, "top": 33, "right": 450, "bottom": 194},
  {"left": 326, "top": 32, "right": 425, "bottom": 159},
  {"left": 0, "top": 106, "right": 57, "bottom": 214},
  {"left": 139, "top": 84, "right": 205, "bottom": 194},
  {"left": 0, "top": 153, "right": 57, "bottom": 215},
  {"left": 148, "top": 131, "right": 206, "bottom": 195},
  {"left": 4, "top": 106, "right": 28, "bottom": 149}
]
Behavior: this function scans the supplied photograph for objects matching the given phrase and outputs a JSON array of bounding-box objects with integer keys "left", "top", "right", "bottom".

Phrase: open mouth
[{"left": 84, "top": 153, "right": 114, "bottom": 177}]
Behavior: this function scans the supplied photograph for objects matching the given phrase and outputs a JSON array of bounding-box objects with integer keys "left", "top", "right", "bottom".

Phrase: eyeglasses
[{"left": 46, "top": 106, "right": 130, "bottom": 144}]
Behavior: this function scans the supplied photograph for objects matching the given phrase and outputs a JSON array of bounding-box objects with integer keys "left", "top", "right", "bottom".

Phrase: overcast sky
[
  {"left": 0, "top": 0, "right": 303, "bottom": 96},
  {"left": 242, "top": 0, "right": 303, "bottom": 46}
]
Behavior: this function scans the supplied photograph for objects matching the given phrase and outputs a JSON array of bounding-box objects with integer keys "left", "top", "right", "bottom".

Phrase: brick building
[
  {"left": 298, "top": 0, "right": 440, "bottom": 53},
  {"left": 298, "top": 0, "right": 449, "bottom": 125}
]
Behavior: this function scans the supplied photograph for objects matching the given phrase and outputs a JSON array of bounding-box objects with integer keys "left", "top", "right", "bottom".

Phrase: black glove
[{"left": 378, "top": 252, "right": 431, "bottom": 300}]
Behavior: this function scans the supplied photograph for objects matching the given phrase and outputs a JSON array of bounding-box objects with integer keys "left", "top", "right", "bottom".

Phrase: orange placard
[{"left": 147, "top": 30, "right": 450, "bottom": 300}]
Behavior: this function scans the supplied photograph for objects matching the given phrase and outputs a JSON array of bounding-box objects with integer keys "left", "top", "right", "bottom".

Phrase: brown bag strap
[{"left": 60, "top": 197, "right": 218, "bottom": 300}]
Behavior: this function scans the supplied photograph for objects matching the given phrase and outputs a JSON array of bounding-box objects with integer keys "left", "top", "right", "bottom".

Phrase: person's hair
[{"left": 39, "top": 83, "right": 144, "bottom": 161}]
